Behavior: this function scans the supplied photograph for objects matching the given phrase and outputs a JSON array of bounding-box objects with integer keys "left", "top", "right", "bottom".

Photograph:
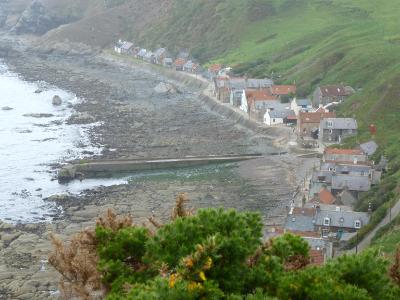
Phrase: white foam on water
[{"left": 0, "top": 62, "right": 127, "bottom": 223}]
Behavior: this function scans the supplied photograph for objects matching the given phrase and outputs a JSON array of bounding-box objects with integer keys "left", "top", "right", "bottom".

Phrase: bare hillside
[
  {"left": 0, "top": 0, "right": 171, "bottom": 48},
  {"left": 41, "top": 0, "right": 171, "bottom": 48}
]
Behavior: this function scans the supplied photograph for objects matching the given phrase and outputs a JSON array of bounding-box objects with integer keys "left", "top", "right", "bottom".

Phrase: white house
[
  {"left": 240, "top": 90, "right": 249, "bottom": 113},
  {"left": 114, "top": 40, "right": 134, "bottom": 54},
  {"left": 264, "top": 109, "right": 296, "bottom": 126}
]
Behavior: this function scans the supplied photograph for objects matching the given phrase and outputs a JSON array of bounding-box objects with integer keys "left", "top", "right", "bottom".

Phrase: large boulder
[
  {"left": 52, "top": 95, "right": 62, "bottom": 106},
  {"left": 23, "top": 113, "right": 54, "bottom": 118},
  {"left": 154, "top": 82, "right": 179, "bottom": 94},
  {"left": 68, "top": 112, "right": 95, "bottom": 124},
  {"left": 57, "top": 164, "right": 76, "bottom": 183}
]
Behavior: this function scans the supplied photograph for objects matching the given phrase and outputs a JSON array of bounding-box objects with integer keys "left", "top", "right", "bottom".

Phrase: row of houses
[
  {"left": 267, "top": 142, "right": 385, "bottom": 264},
  {"left": 208, "top": 67, "right": 381, "bottom": 264},
  {"left": 309, "top": 146, "right": 383, "bottom": 204},
  {"left": 212, "top": 74, "right": 299, "bottom": 125},
  {"left": 114, "top": 40, "right": 202, "bottom": 74},
  {"left": 211, "top": 66, "right": 358, "bottom": 139}
]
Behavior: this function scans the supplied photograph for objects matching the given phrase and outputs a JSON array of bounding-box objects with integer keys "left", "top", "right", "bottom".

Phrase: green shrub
[{"left": 50, "top": 202, "right": 400, "bottom": 299}]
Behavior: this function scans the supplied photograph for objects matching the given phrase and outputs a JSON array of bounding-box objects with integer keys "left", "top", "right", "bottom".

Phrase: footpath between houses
[{"left": 346, "top": 199, "right": 400, "bottom": 254}]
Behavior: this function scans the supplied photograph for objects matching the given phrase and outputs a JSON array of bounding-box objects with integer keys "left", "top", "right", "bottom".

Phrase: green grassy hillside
[
  {"left": 140, "top": 0, "right": 400, "bottom": 252},
  {"left": 141, "top": 1, "right": 400, "bottom": 159}
]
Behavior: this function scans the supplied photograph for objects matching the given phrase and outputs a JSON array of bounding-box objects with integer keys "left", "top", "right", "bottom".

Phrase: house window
[
  {"left": 354, "top": 220, "right": 362, "bottom": 229},
  {"left": 327, "top": 121, "right": 333, "bottom": 127},
  {"left": 322, "top": 229, "right": 329, "bottom": 238},
  {"left": 273, "top": 118, "right": 276, "bottom": 123},
  {"left": 323, "top": 217, "right": 330, "bottom": 226}
]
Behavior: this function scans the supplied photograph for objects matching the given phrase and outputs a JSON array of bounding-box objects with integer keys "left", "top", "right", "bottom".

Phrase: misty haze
[{"left": 0, "top": 1, "right": 399, "bottom": 299}]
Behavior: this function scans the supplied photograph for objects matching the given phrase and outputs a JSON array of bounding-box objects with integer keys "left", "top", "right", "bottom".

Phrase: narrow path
[{"left": 348, "top": 199, "right": 400, "bottom": 253}]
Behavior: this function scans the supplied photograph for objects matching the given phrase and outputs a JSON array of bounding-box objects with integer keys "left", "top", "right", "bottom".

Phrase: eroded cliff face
[
  {"left": 0, "top": 0, "right": 171, "bottom": 48},
  {"left": 11, "top": 0, "right": 71, "bottom": 35}
]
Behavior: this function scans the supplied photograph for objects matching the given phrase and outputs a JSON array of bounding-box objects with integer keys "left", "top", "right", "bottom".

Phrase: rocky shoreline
[{"left": 0, "top": 35, "right": 315, "bottom": 299}]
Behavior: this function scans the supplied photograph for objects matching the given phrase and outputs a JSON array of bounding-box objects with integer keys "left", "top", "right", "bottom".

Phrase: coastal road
[{"left": 348, "top": 199, "right": 400, "bottom": 254}]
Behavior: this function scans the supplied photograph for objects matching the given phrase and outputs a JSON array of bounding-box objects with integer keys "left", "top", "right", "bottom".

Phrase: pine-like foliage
[{"left": 49, "top": 194, "right": 400, "bottom": 299}]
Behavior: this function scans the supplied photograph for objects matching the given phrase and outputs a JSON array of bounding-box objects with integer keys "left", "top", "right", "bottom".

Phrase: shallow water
[{"left": 0, "top": 62, "right": 128, "bottom": 223}]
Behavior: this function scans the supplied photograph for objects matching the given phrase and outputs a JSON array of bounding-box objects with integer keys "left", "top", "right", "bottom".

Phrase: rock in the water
[
  {"left": 52, "top": 95, "right": 62, "bottom": 106},
  {"left": 23, "top": 113, "right": 54, "bottom": 118},
  {"left": 34, "top": 89, "right": 43, "bottom": 94},
  {"left": 1, "top": 106, "right": 13, "bottom": 111},
  {"left": 68, "top": 112, "right": 95, "bottom": 124},
  {"left": 57, "top": 165, "right": 77, "bottom": 183},
  {"left": 45, "top": 194, "right": 71, "bottom": 204},
  {"left": 154, "top": 82, "right": 178, "bottom": 94}
]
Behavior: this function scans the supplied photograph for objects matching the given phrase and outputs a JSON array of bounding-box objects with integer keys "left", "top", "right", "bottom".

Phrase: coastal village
[{"left": 114, "top": 40, "right": 387, "bottom": 264}]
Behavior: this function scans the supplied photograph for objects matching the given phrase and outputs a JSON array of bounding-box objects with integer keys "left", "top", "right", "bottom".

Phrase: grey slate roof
[
  {"left": 285, "top": 215, "right": 315, "bottom": 232},
  {"left": 229, "top": 78, "right": 247, "bottom": 90},
  {"left": 360, "top": 141, "right": 378, "bottom": 156},
  {"left": 320, "top": 118, "right": 358, "bottom": 130},
  {"left": 312, "top": 171, "right": 333, "bottom": 184},
  {"left": 331, "top": 174, "right": 371, "bottom": 192},
  {"left": 264, "top": 101, "right": 289, "bottom": 111},
  {"left": 228, "top": 78, "right": 274, "bottom": 90},
  {"left": 320, "top": 162, "right": 371, "bottom": 175},
  {"left": 268, "top": 109, "right": 295, "bottom": 119},
  {"left": 304, "top": 237, "right": 331, "bottom": 250},
  {"left": 315, "top": 209, "right": 370, "bottom": 229},
  {"left": 246, "top": 78, "right": 274, "bottom": 88},
  {"left": 121, "top": 42, "right": 134, "bottom": 51},
  {"left": 305, "top": 203, "right": 353, "bottom": 212}
]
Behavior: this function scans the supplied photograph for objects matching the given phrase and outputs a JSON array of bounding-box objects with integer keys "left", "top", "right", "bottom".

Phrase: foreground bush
[{"left": 50, "top": 195, "right": 400, "bottom": 299}]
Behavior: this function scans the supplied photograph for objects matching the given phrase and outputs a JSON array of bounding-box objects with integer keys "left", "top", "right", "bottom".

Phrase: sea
[{"left": 0, "top": 61, "right": 127, "bottom": 223}]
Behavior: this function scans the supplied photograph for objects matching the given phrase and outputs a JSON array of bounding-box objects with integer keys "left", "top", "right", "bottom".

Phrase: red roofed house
[
  {"left": 313, "top": 187, "right": 336, "bottom": 205},
  {"left": 174, "top": 58, "right": 186, "bottom": 71},
  {"left": 208, "top": 64, "right": 222, "bottom": 76},
  {"left": 313, "top": 85, "right": 352, "bottom": 106},
  {"left": 323, "top": 148, "right": 367, "bottom": 164},
  {"left": 270, "top": 85, "right": 297, "bottom": 100},
  {"left": 240, "top": 89, "right": 280, "bottom": 120}
]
